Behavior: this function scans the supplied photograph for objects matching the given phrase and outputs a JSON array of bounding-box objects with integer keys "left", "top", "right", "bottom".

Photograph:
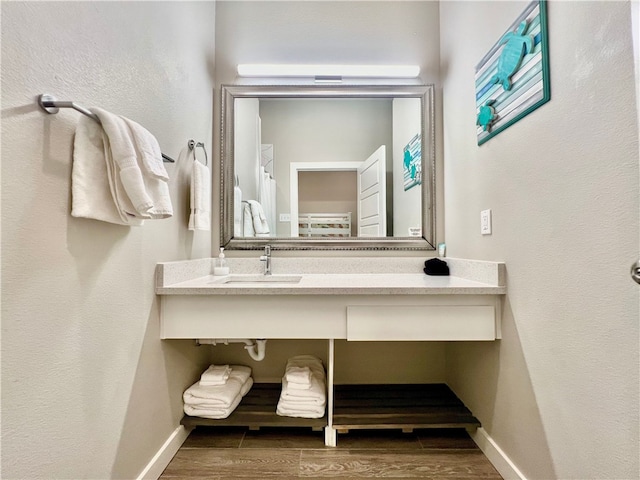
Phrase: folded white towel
[
  {"left": 119, "top": 117, "right": 169, "bottom": 181},
  {"left": 234, "top": 186, "right": 243, "bottom": 237},
  {"left": 285, "top": 366, "right": 312, "bottom": 390},
  {"left": 183, "top": 365, "right": 251, "bottom": 408},
  {"left": 286, "top": 355, "right": 325, "bottom": 379},
  {"left": 120, "top": 117, "right": 173, "bottom": 219},
  {"left": 242, "top": 202, "right": 255, "bottom": 237},
  {"left": 71, "top": 116, "right": 144, "bottom": 226},
  {"left": 200, "top": 364, "right": 231, "bottom": 386},
  {"left": 280, "top": 375, "right": 326, "bottom": 405},
  {"left": 184, "top": 391, "right": 243, "bottom": 419},
  {"left": 188, "top": 159, "right": 211, "bottom": 231},
  {"left": 184, "top": 377, "right": 253, "bottom": 419},
  {"left": 276, "top": 401, "right": 325, "bottom": 419},
  {"left": 91, "top": 108, "right": 154, "bottom": 218},
  {"left": 247, "top": 200, "right": 270, "bottom": 234},
  {"left": 286, "top": 355, "right": 324, "bottom": 368}
]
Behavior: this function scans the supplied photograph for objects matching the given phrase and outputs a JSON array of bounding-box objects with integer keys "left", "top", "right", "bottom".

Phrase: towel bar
[{"left": 37, "top": 94, "right": 176, "bottom": 163}]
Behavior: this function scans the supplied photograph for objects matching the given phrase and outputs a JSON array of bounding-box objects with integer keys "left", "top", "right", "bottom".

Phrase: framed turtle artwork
[{"left": 475, "top": 0, "right": 550, "bottom": 145}]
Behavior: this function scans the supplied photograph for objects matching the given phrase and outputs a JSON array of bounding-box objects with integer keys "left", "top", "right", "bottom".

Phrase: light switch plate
[
  {"left": 481, "top": 209, "right": 492, "bottom": 235},
  {"left": 279, "top": 213, "right": 291, "bottom": 222}
]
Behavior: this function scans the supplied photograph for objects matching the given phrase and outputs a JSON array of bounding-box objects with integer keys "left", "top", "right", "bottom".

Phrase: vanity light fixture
[{"left": 236, "top": 64, "right": 420, "bottom": 81}]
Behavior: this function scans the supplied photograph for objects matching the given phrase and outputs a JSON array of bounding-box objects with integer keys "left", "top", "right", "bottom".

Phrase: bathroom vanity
[{"left": 156, "top": 256, "right": 505, "bottom": 446}]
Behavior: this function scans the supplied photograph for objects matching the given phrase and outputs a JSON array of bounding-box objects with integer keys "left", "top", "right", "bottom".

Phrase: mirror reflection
[{"left": 221, "top": 85, "right": 435, "bottom": 250}]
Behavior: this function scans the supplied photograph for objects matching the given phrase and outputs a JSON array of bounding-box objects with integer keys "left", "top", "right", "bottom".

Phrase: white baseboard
[
  {"left": 471, "top": 427, "right": 527, "bottom": 480},
  {"left": 137, "top": 425, "right": 191, "bottom": 480}
]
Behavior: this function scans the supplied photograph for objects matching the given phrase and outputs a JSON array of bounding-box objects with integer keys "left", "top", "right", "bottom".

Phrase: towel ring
[{"left": 188, "top": 139, "right": 208, "bottom": 166}]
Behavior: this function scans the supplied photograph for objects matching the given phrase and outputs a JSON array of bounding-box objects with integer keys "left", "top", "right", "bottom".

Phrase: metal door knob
[{"left": 631, "top": 260, "right": 640, "bottom": 285}]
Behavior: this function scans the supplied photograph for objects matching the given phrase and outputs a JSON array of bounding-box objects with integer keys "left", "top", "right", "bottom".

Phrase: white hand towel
[
  {"left": 242, "top": 202, "right": 255, "bottom": 237},
  {"left": 234, "top": 186, "right": 243, "bottom": 237},
  {"left": 247, "top": 200, "right": 270, "bottom": 234},
  {"left": 286, "top": 355, "right": 325, "bottom": 378},
  {"left": 91, "top": 108, "right": 154, "bottom": 217},
  {"left": 286, "top": 355, "right": 324, "bottom": 368},
  {"left": 188, "top": 159, "right": 211, "bottom": 231},
  {"left": 183, "top": 366, "right": 251, "bottom": 408},
  {"left": 285, "top": 366, "right": 312, "bottom": 389},
  {"left": 280, "top": 375, "right": 326, "bottom": 404},
  {"left": 200, "top": 364, "right": 231, "bottom": 386},
  {"left": 120, "top": 117, "right": 173, "bottom": 219},
  {"left": 71, "top": 116, "right": 144, "bottom": 226},
  {"left": 119, "top": 117, "right": 169, "bottom": 181}
]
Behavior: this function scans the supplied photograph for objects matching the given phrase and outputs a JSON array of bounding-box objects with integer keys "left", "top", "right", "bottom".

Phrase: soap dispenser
[{"left": 214, "top": 247, "right": 230, "bottom": 276}]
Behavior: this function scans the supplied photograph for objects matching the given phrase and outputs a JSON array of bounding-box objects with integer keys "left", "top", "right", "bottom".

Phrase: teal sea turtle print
[
  {"left": 490, "top": 20, "right": 534, "bottom": 91},
  {"left": 477, "top": 99, "right": 497, "bottom": 132}
]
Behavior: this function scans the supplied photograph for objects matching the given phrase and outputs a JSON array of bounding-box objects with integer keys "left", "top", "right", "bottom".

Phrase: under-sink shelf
[
  {"left": 181, "top": 383, "right": 326, "bottom": 430},
  {"left": 181, "top": 383, "right": 479, "bottom": 434},
  {"left": 333, "top": 383, "right": 480, "bottom": 432}
]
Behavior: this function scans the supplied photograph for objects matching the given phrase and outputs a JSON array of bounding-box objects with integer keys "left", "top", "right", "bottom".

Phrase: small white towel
[
  {"left": 188, "top": 159, "right": 211, "bottom": 231},
  {"left": 91, "top": 108, "right": 154, "bottom": 218},
  {"left": 200, "top": 364, "right": 231, "bottom": 386},
  {"left": 183, "top": 365, "right": 251, "bottom": 408},
  {"left": 242, "top": 202, "right": 255, "bottom": 237},
  {"left": 120, "top": 117, "right": 173, "bottom": 219},
  {"left": 286, "top": 355, "right": 325, "bottom": 376},
  {"left": 234, "top": 186, "right": 243, "bottom": 237},
  {"left": 285, "top": 366, "right": 312, "bottom": 390},
  {"left": 280, "top": 375, "right": 326, "bottom": 405},
  {"left": 119, "top": 117, "right": 169, "bottom": 181},
  {"left": 71, "top": 116, "right": 143, "bottom": 226},
  {"left": 247, "top": 200, "right": 270, "bottom": 235}
]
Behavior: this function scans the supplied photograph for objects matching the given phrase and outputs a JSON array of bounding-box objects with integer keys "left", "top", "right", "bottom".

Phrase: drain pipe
[{"left": 197, "top": 339, "right": 267, "bottom": 362}]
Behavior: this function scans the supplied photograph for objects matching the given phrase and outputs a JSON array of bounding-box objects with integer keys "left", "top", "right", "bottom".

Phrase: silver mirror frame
[{"left": 220, "top": 84, "right": 436, "bottom": 251}]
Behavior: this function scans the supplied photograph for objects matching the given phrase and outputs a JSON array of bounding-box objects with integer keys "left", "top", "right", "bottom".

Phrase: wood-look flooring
[{"left": 160, "top": 427, "right": 503, "bottom": 479}]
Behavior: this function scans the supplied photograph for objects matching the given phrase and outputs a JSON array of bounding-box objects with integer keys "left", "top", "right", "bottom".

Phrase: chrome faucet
[{"left": 259, "top": 245, "right": 272, "bottom": 275}]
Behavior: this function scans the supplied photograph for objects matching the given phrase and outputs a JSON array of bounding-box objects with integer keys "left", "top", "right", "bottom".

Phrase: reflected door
[{"left": 357, "top": 145, "right": 387, "bottom": 237}]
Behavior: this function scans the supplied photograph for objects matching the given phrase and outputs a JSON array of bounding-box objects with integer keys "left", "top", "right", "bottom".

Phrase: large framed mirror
[{"left": 220, "top": 84, "right": 435, "bottom": 250}]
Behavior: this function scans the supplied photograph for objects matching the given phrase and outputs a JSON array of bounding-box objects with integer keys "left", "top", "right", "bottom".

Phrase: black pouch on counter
[{"left": 424, "top": 258, "right": 450, "bottom": 276}]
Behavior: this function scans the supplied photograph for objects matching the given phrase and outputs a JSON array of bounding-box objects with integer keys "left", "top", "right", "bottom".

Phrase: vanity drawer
[{"left": 346, "top": 305, "right": 496, "bottom": 341}]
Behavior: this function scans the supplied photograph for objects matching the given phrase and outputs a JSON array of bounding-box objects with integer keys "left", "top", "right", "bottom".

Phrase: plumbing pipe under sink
[{"left": 197, "top": 338, "right": 267, "bottom": 361}]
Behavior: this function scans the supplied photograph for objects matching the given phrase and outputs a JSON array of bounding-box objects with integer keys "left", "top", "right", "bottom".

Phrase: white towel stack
[
  {"left": 276, "top": 355, "right": 326, "bottom": 419},
  {"left": 71, "top": 109, "right": 173, "bottom": 226},
  {"left": 183, "top": 365, "right": 253, "bottom": 419}
]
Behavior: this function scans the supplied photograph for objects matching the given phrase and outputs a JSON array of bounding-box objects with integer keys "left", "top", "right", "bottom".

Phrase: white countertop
[{"left": 156, "top": 272, "right": 506, "bottom": 296}]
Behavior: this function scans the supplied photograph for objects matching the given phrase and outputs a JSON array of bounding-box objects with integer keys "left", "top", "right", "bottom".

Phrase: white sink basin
[{"left": 210, "top": 274, "right": 302, "bottom": 285}]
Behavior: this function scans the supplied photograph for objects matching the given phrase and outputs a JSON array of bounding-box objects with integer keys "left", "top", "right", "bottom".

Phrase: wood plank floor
[{"left": 160, "top": 427, "right": 503, "bottom": 479}]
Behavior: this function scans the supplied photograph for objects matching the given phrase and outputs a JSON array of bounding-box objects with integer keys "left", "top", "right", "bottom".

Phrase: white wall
[
  {"left": 393, "top": 98, "right": 423, "bottom": 236},
  {"left": 234, "top": 98, "right": 260, "bottom": 201},
  {"left": 259, "top": 98, "right": 392, "bottom": 236},
  {"left": 440, "top": 1, "right": 639, "bottom": 479},
  {"left": 1, "top": 2, "right": 215, "bottom": 478}
]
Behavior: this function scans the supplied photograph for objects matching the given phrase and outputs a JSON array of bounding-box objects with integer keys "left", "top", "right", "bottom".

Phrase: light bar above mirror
[{"left": 237, "top": 64, "right": 421, "bottom": 79}]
